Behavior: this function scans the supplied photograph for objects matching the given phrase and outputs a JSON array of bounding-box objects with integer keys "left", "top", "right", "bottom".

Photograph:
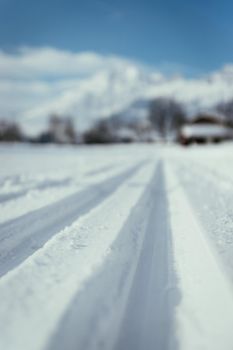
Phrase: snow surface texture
[{"left": 0, "top": 143, "right": 233, "bottom": 350}]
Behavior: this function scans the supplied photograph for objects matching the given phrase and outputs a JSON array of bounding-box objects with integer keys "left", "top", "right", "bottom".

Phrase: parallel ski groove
[
  {"left": 164, "top": 162, "right": 233, "bottom": 350},
  {"left": 0, "top": 161, "right": 157, "bottom": 350},
  {"left": 1, "top": 145, "right": 233, "bottom": 350},
  {"left": 113, "top": 162, "right": 178, "bottom": 350},
  {"left": 172, "top": 160, "right": 233, "bottom": 280},
  {"left": 0, "top": 161, "right": 146, "bottom": 277},
  {"left": 46, "top": 163, "right": 161, "bottom": 350}
]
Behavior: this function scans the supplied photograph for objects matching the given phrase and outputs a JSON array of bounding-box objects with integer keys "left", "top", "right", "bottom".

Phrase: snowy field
[{"left": 0, "top": 143, "right": 233, "bottom": 350}]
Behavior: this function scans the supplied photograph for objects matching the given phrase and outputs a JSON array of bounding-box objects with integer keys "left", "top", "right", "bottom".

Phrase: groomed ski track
[{"left": 0, "top": 144, "right": 233, "bottom": 350}]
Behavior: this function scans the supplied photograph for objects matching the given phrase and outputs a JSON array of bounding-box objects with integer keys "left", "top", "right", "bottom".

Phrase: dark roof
[{"left": 191, "top": 114, "right": 223, "bottom": 125}]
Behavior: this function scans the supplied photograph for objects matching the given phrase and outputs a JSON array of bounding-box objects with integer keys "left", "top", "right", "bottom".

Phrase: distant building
[
  {"left": 37, "top": 115, "right": 78, "bottom": 144},
  {"left": 179, "top": 114, "right": 233, "bottom": 145}
]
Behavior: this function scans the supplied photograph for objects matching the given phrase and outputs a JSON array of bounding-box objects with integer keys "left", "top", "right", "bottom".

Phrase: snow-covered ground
[{"left": 0, "top": 143, "right": 233, "bottom": 350}]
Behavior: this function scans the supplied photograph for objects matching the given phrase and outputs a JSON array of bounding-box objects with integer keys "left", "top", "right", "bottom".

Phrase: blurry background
[{"left": 0, "top": 0, "right": 233, "bottom": 145}]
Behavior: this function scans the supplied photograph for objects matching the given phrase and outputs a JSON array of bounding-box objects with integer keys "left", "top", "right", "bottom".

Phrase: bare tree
[
  {"left": 0, "top": 120, "right": 23, "bottom": 142},
  {"left": 84, "top": 119, "right": 117, "bottom": 144},
  {"left": 148, "top": 97, "right": 186, "bottom": 140},
  {"left": 216, "top": 99, "right": 233, "bottom": 126},
  {"left": 64, "top": 118, "right": 77, "bottom": 144},
  {"left": 46, "top": 114, "right": 77, "bottom": 143}
]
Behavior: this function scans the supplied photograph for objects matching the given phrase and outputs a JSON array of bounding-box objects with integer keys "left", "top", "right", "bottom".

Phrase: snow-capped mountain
[
  {"left": 1, "top": 48, "right": 233, "bottom": 134},
  {"left": 20, "top": 63, "right": 165, "bottom": 134},
  {"left": 22, "top": 63, "right": 233, "bottom": 134}
]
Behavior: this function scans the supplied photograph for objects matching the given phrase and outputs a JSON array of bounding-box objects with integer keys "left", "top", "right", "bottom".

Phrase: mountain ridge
[{"left": 0, "top": 48, "right": 232, "bottom": 134}]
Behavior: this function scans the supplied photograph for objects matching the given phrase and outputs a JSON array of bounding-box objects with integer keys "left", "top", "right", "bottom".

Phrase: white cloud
[
  {"left": 0, "top": 47, "right": 149, "bottom": 132},
  {"left": 0, "top": 47, "right": 135, "bottom": 79}
]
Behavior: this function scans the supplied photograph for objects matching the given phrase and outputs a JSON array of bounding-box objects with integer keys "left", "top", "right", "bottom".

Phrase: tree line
[{"left": 1, "top": 97, "right": 233, "bottom": 144}]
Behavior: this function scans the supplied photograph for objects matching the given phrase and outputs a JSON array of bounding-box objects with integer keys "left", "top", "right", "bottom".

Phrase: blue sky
[{"left": 0, "top": 0, "right": 233, "bottom": 75}]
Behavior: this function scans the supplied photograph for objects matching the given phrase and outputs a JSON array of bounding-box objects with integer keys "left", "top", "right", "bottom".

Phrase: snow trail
[
  {"left": 46, "top": 162, "right": 174, "bottom": 350},
  {"left": 0, "top": 144, "right": 233, "bottom": 350},
  {"left": 0, "top": 161, "right": 157, "bottom": 350},
  {"left": 0, "top": 160, "right": 145, "bottom": 277},
  {"left": 165, "top": 162, "right": 233, "bottom": 350},
  {"left": 114, "top": 163, "right": 178, "bottom": 350},
  {"left": 172, "top": 159, "right": 233, "bottom": 280}
]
